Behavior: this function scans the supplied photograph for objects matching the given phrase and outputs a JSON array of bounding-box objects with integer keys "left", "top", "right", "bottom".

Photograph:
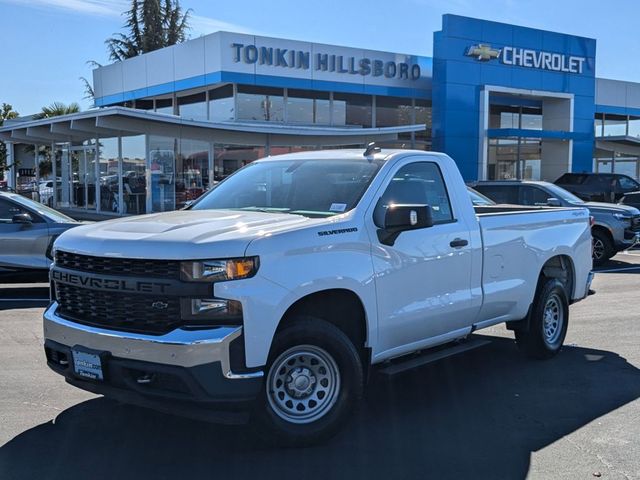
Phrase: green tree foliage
[
  {"left": 0, "top": 103, "right": 19, "bottom": 178},
  {"left": 33, "top": 101, "right": 81, "bottom": 120},
  {"left": 106, "top": 0, "right": 191, "bottom": 62},
  {"left": 24, "top": 102, "right": 82, "bottom": 176}
]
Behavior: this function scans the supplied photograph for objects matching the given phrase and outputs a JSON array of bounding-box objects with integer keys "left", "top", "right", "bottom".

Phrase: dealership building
[{"left": 3, "top": 14, "right": 640, "bottom": 215}]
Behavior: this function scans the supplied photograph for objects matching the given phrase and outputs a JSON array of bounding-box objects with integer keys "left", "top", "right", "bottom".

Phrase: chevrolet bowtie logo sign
[{"left": 466, "top": 44, "right": 501, "bottom": 61}]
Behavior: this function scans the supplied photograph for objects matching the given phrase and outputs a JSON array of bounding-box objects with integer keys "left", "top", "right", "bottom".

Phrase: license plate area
[{"left": 71, "top": 346, "right": 106, "bottom": 381}]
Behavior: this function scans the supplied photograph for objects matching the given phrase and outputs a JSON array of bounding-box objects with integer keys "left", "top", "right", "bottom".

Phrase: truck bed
[{"left": 473, "top": 205, "right": 592, "bottom": 325}]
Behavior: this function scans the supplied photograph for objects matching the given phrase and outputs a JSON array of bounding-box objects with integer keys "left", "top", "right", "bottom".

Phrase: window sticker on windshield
[{"left": 330, "top": 203, "right": 347, "bottom": 212}]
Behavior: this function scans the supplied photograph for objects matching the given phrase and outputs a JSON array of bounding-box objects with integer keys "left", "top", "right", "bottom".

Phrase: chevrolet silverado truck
[{"left": 43, "top": 147, "right": 593, "bottom": 445}]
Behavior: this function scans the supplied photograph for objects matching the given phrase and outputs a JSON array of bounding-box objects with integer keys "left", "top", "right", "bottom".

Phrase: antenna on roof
[{"left": 363, "top": 142, "right": 381, "bottom": 157}]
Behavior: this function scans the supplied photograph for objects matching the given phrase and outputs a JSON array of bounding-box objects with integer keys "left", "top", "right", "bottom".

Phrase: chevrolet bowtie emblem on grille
[
  {"left": 151, "top": 301, "right": 169, "bottom": 310},
  {"left": 466, "top": 44, "right": 501, "bottom": 61}
]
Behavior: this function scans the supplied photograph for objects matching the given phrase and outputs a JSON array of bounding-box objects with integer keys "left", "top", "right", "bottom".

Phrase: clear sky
[{"left": 1, "top": 0, "right": 640, "bottom": 116}]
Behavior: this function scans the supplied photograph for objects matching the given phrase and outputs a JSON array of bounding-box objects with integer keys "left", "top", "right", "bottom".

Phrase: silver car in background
[{"left": 0, "top": 192, "right": 80, "bottom": 273}]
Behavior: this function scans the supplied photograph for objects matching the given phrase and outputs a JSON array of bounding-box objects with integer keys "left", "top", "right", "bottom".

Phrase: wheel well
[
  {"left": 591, "top": 225, "right": 612, "bottom": 243},
  {"left": 278, "top": 289, "right": 367, "bottom": 351},
  {"left": 540, "top": 255, "right": 575, "bottom": 300}
]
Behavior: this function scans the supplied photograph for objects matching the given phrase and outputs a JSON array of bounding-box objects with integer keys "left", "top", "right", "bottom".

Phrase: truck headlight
[
  {"left": 180, "top": 257, "right": 259, "bottom": 282},
  {"left": 613, "top": 213, "right": 632, "bottom": 222}
]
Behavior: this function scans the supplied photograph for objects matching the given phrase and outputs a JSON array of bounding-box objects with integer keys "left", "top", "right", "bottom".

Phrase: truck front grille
[
  {"left": 55, "top": 283, "right": 181, "bottom": 335},
  {"left": 55, "top": 250, "right": 180, "bottom": 279}
]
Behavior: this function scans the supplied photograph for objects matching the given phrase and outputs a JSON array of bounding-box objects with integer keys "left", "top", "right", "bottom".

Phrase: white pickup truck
[{"left": 43, "top": 147, "right": 593, "bottom": 445}]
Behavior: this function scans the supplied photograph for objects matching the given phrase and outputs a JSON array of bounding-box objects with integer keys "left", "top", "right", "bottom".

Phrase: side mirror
[
  {"left": 546, "top": 197, "right": 562, "bottom": 207},
  {"left": 376, "top": 204, "right": 433, "bottom": 246},
  {"left": 12, "top": 213, "right": 33, "bottom": 224}
]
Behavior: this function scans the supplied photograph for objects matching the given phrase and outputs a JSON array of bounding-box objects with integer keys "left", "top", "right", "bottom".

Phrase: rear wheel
[
  {"left": 515, "top": 278, "right": 569, "bottom": 359},
  {"left": 592, "top": 229, "right": 614, "bottom": 265},
  {"left": 254, "top": 317, "right": 364, "bottom": 446}
]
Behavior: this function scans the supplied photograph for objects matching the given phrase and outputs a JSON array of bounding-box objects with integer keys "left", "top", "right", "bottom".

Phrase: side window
[
  {"left": 474, "top": 185, "right": 519, "bottom": 204},
  {"left": 520, "top": 186, "right": 551, "bottom": 206},
  {"left": 379, "top": 162, "right": 453, "bottom": 223},
  {"left": 0, "top": 198, "right": 29, "bottom": 222},
  {"left": 618, "top": 176, "right": 639, "bottom": 191}
]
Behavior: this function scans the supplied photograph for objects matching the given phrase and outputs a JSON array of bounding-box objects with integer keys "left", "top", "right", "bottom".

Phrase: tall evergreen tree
[{"left": 106, "top": 0, "right": 191, "bottom": 62}]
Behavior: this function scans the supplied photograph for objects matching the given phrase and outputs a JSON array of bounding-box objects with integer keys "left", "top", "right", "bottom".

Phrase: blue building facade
[{"left": 432, "top": 15, "right": 596, "bottom": 181}]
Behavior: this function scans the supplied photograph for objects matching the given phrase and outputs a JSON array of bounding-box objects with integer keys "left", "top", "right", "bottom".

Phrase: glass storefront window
[
  {"left": 98, "top": 137, "right": 118, "bottom": 212},
  {"left": 594, "top": 115, "right": 604, "bottom": 137},
  {"left": 148, "top": 135, "right": 177, "bottom": 212},
  {"left": 333, "top": 93, "right": 372, "bottom": 127},
  {"left": 136, "top": 99, "right": 154, "bottom": 111},
  {"left": 489, "top": 104, "right": 542, "bottom": 130},
  {"left": 178, "top": 92, "right": 207, "bottom": 121},
  {"left": 376, "top": 96, "right": 413, "bottom": 127},
  {"left": 155, "top": 97, "right": 174, "bottom": 115},
  {"left": 487, "top": 137, "right": 541, "bottom": 180},
  {"left": 209, "top": 85, "right": 234, "bottom": 122},
  {"left": 176, "top": 139, "right": 209, "bottom": 209},
  {"left": 213, "top": 145, "right": 264, "bottom": 179},
  {"left": 603, "top": 114, "right": 627, "bottom": 136},
  {"left": 415, "top": 99, "right": 432, "bottom": 145},
  {"left": 287, "top": 89, "right": 331, "bottom": 125},
  {"left": 121, "top": 135, "right": 146, "bottom": 215},
  {"left": 628, "top": 116, "right": 640, "bottom": 138},
  {"left": 237, "top": 85, "right": 284, "bottom": 122}
]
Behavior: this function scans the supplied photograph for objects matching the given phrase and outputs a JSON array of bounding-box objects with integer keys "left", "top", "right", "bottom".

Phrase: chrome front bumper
[{"left": 43, "top": 302, "right": 263, "bottom": 380}]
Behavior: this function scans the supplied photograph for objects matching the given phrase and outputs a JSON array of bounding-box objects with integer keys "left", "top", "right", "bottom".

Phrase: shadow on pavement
[{"left": 1, "top": 336, "right": 639, "bottom": 480}]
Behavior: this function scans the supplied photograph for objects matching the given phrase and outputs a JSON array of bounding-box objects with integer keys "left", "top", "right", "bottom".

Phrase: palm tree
[
  {"left": 33, "top": 101, "right": 81, "bottom": 120},
  {"left": 106, "top": 0, "right": 191, "bottom": 62},
  {"left": 24, "top": 102, "right": 81, "bottom": 176}
]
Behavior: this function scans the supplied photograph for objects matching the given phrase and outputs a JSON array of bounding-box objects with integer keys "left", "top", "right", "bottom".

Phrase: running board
[{"left": 377, "top": 336, "right": 492, "bottom": 377}]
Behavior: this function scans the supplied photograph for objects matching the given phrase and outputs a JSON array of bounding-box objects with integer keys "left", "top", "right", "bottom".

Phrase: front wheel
[
  {"left": 592, "top": 229, "right": 614, "bottom": 265},
  {"left": 515, "top": 278, "right": 569, "bottom": 359},
  {"left": 254, "top": 317, "right": 364, "bottom": 446}
]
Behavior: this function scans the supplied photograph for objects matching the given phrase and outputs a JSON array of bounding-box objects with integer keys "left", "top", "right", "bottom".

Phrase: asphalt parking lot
[{"left": 0, "top": 253, "right": 639, "bottom": 480}]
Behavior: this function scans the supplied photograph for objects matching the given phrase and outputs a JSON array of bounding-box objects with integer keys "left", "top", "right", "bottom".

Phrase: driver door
[{"left": 369, "top": 161, "right": 477, "bottom": 357}]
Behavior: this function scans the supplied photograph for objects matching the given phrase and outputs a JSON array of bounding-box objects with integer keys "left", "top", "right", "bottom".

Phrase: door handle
[{"left": 450, "top": 238, "right": 468, "bottom": 248}]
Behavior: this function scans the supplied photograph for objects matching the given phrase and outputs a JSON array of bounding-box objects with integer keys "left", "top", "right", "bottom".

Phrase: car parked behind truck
[
  {"left": 44, "top": 148, "right": 594, "bottom": 445},
  {"left": 470, "top": 180, "right": 640, "bottom": 265}
]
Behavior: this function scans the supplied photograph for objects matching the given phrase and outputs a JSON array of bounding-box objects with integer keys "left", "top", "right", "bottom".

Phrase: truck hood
[
  {"left": 54, "top": 209, "right": 313, "bottom": 259},
  {"left": 582, "top": 202, "right": 640, "bottom": 216}
]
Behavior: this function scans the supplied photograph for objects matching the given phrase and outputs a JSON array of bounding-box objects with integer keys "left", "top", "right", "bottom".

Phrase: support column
[
  {"left": 5, "top": 142, "right": 15, "bottom": 189},
  {"left": 60, "top": 145, "right": 70, "bottom": 207},
  {"left": 51, "top": 142, "right": 57, "bottom": 208},
  {"left": 95, "top": 138, "right": 101, "bottom": 212},
  {"left": 34, "top": 145, "right": 40, "bottom": 202},
  {"left": 208, "top": 142, "right": 215, "bottom": 188},
  {"left": 117, "top": 136, "right": 124, "bottom": 215}
]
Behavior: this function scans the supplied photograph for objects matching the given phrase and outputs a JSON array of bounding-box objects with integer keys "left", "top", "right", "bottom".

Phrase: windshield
[
  {"left": 192, "top": 159, "right": 384, "bottom": 217},
  {"left": 7, "top": 193, "right": 78, "bottom": 223},
  {"left": 467, "top": 187, "right": 495, "bottom": 206},
  {"left": 543, "top": 183, "right": 585, "bottom": 204}
]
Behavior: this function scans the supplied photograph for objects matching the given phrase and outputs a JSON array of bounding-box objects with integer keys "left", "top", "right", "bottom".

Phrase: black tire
[
  {"left": 592, "top": 229, "right": 614, "bottom": 265},
  {"left": 515, "top": 278, "right": 569, "bottom": 360},
  {"left": 253, "top": 316, "right": 364, "bottom": 446}
]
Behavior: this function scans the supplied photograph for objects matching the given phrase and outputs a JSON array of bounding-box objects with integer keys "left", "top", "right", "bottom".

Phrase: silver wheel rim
[
  {"left": 593, "top": 238, "right": 605, "bottom": 260},
  {"left": 267, "top": 345, "right": 340, "bottom": 424},
  {"left": 543, "top": 293, "right": 564, "bottom": 346}
]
